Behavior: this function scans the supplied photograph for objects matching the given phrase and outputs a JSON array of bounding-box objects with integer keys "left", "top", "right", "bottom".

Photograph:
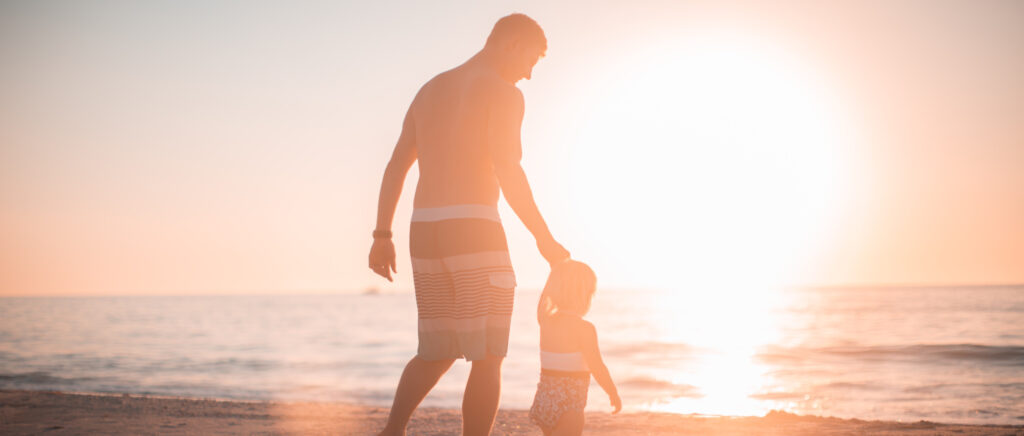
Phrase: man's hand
[
  {"left": 537, "top": 236, "right": 569, "bottom": 266},
  {"left": 368, "top": 238, "right": 397, "bottom": 281},
  {"left": 610, "top": 392, "right": 622, "bottom": 414}
]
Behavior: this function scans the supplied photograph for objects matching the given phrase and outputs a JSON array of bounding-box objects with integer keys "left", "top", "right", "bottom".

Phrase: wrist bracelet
[{"left": 373, "top": 230, "right": 392, "bottom": 239}]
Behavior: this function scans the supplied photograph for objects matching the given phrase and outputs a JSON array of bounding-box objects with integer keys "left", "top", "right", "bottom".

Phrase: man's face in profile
[{"left": 506, "top": 41, "right": 544, "bottom": 82}]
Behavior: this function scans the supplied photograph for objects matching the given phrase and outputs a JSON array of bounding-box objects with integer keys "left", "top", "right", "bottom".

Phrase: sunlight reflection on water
[{"left": 635, "top": 283, "right": 791, "bottom": 417}]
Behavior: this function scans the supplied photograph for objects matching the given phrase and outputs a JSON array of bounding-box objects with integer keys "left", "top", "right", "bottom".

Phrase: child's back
[{"left": 539, "top": 314, "right": 590, "bottom": 374}]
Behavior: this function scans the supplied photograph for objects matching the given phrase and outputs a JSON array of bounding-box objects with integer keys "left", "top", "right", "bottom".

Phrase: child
[{"left": 529, "top": 260, "right": 621, "bottom": 435}]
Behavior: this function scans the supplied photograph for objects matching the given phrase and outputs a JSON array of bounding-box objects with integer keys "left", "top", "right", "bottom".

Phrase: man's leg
[
  {"left": 378, "top": 356, "right": 456, "bottom": 436},
  {"left": 462, "top": 353, "right": 504, "bottom": 436}
]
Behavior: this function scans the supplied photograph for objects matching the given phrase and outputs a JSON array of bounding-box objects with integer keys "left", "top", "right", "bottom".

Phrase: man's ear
[{"left": 506, "top": 39, "right": 522, "bottom": 53}]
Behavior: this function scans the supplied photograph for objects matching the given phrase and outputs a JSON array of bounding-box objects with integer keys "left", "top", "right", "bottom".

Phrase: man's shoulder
[
  {"left": 417, "top": 70, "right": 452, "bottom": 97},
  {"left": 462, "top": 68, "right": 521, "bottom": 102},
  {"left": 414, "top": 66, "right": 521, "bottom": 110},
  {"left": 408, "top": 70, "right": 455, "bottom": 111}
]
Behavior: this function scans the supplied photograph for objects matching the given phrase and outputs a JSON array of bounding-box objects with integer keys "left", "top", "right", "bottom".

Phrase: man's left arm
[{"left": 489, "top": 86, "right": 569, "bottom": 265}]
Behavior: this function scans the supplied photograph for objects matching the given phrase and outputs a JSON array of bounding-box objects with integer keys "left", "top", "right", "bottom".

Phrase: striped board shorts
[{"left": 409, "top": 204, "right": 517, "bottom": 361}]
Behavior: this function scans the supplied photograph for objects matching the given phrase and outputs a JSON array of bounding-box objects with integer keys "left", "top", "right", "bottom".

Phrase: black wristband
[{"left": 373, "top": 230, "right": 392, "bottom": 239}]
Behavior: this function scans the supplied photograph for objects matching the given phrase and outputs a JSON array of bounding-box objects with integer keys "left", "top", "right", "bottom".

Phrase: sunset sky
[{"left": 1, "top": 0, "right": 1022, "bottom": 296}]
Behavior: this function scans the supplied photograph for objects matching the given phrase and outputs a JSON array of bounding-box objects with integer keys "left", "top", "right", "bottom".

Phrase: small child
[{"left": 529, "top": 260, "right": 621, "bottom": 435}]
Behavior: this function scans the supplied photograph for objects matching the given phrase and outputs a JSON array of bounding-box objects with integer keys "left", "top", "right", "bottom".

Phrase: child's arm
[{"left": 579, "top": 320, "right": 622, "bottom": 413}]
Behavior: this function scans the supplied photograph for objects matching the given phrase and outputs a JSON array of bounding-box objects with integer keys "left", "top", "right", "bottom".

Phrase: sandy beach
[{"left": 1, "top": 390, "right": 1020, "bottom": 436}]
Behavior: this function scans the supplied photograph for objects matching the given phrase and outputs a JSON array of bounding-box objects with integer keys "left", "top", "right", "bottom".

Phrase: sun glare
[
  {"left": 568, "top": 32, "right": 855, "bottom": 416},
  {"left": 570, "top": 32, "right": 853, "bottom": 292}
]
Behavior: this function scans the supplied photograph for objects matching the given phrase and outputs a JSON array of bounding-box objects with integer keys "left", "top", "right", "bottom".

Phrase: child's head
[{"left": 538, "top": 260, "right": 597, "bottom": 320}]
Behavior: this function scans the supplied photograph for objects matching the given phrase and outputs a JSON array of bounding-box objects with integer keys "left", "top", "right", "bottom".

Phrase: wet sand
[{"left": 1, "top": 390, "right": 1021, "bottom": 435}]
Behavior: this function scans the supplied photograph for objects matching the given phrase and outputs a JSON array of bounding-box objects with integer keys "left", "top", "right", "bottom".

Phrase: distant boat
[{"left": 363, "top": 287, "right": 381, "bottom": 295}]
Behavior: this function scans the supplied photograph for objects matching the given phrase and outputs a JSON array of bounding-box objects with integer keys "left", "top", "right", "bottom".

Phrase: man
[{"left": 368, "top": 13, "right": 570, "bottom": 436}]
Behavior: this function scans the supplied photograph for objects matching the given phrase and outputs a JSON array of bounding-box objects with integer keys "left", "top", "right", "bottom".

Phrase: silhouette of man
[{"left": 368, "top": 13, "right": 569, "bottom": 436}]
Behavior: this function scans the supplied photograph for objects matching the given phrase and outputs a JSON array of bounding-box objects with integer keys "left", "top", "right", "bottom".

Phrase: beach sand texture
[{"left": 2, "top": 390, "right": 1021, "bottom": 435}]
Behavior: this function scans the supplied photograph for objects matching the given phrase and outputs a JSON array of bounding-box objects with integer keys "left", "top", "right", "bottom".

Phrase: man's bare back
[{"left": 409, "top": 65, "right": 520, "bottom": 208}]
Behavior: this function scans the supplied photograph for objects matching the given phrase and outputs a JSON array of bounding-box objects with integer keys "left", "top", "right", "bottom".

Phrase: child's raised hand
[{"left": 610, "top": 393, "right": 622, "bottom": 414}]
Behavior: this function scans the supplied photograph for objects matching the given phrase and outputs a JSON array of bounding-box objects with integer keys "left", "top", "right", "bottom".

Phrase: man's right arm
[
  {"left": 488, "top": 86, "right": 569, "bottom": 265},
  {"left": 368, "top": 104, "right": 417, "bottom": 281}
]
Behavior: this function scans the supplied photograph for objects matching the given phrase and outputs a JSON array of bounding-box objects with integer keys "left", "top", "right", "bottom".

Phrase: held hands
[
  {"left": 368, "top": 238, "right": 397, "bottom": 281},
  {"left": 610, "top": 392, "right": 622, "bottom": 414},
  {"left": 536, "top": 236, "right": 570, "bottom": 266}
]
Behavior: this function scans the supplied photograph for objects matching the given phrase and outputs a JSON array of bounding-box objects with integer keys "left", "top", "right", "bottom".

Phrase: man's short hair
[{"left": 485, "top": 13, "right": 547, "bottom": 56}]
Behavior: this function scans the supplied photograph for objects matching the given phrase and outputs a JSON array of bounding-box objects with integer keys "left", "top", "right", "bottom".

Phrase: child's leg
[{"left": 551, "top": 410, "right": 584, "bottom": 436}]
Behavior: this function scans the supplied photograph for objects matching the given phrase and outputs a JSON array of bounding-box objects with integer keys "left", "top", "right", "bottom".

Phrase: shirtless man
[{"left": 368, "top": 13, "right": 569, "bottom": 436}]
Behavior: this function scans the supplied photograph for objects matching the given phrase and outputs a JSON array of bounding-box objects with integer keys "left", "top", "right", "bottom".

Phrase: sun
[{"left": 566, "top": 32, "right": 854, "bottom": 294}]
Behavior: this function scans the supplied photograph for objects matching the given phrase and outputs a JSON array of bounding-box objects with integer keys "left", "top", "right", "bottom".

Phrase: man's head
[{"left": 484, "top": 13, "right": 547, "bottom": 82}]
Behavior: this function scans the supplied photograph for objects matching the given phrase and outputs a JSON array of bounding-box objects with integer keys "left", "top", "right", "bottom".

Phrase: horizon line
[{"left": 2, "top": 281, "right": 1023, "bottom": 298}]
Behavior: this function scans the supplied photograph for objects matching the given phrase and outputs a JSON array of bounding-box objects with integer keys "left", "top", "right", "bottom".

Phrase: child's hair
[{"left": 537, "top": 260, "right": 597, "bottom": 321}]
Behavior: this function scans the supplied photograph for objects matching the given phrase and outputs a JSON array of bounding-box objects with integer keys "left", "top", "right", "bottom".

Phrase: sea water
[{"left": 1, "top": 285, "right": 1022, "bottom": 425}]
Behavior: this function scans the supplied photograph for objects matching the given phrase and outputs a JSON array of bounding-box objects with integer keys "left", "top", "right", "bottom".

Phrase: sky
[{"left": 1, "top": 0, "right": 1022, "bottom": 296}]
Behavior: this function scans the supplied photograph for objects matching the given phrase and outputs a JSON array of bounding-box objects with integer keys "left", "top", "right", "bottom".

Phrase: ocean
[{"left": 1, "top": 285, "right": 1022, "bottom": 425}]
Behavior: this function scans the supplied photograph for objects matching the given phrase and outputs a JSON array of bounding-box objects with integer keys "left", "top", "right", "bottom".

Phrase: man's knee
[
  {"left": 469, "top": 353, "right": 504, "bottom": 371},
  {"left": 413, "top": 355, "right": 457, "bottom": 370}
]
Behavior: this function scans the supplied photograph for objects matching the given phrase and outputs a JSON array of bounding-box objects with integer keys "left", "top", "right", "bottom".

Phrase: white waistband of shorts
[{"left": 411, "top": 204, "right": 501, "bottom": 223}]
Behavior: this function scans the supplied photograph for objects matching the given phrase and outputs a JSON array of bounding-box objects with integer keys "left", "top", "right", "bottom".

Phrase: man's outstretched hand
[
  {"left": 537, "top": 236, "right": 570, "bottom": 266},
  {"left": 368, "top": 238, "right": 397, "bottom": 281}
]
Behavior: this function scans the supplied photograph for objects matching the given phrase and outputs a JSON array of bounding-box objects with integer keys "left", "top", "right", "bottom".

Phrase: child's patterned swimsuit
[
  {"left": 529, "top": 351, "right": 590, "bottom": 431},
  {"left": 529, "top": 373, "right": 589, "bottom": 431}
]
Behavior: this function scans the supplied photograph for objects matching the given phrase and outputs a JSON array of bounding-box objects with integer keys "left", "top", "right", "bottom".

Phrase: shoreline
[{"left": 2, "top": 390, "right": 1022, "bottom": 435}]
